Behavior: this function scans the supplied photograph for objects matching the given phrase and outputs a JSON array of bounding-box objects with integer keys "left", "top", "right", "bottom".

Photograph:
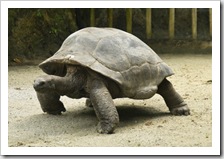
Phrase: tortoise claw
[
  {"left": 170, "top": 104, "right": 190, "bottom": 116},
  {"left": 46, "top": 108, "right": 66, "bottom": 115}
]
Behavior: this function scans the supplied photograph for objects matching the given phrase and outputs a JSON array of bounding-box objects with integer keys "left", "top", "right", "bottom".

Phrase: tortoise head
[
  {"left": 33, "top": 75, "right": 56, "bottom": 93},
  {"left": 34, "top": 65, "right": 88, "bottom": 98}
]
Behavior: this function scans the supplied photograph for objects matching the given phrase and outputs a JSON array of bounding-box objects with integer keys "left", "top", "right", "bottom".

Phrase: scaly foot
[{"left": 169, "top": 102, "right": 190, "bottom": 116}]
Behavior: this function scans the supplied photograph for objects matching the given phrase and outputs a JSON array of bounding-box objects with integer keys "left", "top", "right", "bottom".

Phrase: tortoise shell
[{"left": 39, "top": 27, "right": 173, "bottom": 99}]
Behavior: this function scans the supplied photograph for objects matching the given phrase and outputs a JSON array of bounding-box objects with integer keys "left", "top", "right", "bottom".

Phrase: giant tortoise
[{"left": 33, "top": 27, "right": 190, "bottom": 134}]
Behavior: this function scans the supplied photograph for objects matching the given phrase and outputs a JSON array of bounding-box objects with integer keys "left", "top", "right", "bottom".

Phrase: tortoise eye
[{"left": 38, "top": 81, "right": 45, "bottom": 86}]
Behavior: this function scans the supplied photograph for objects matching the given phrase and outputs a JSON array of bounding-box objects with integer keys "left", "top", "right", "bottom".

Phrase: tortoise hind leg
[{"left": 157, "top": 78, "right": 190, "bottom": 115}]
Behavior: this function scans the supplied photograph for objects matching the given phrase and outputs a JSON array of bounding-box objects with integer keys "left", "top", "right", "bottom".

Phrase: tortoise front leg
[
  {"left": 36, "top": 91, "right": 66, "bottom": 115},
  {"left": 89, "top": 79, "right": 119, "bottom": 134},
  {"left": 157, "top": 78, "right": 190, "bottom": 115}
]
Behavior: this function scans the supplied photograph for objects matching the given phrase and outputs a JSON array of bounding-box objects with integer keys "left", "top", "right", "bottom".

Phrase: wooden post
[
  {"left": 192, "top": 8, "right": 197, "bottom": 39},
  {"left": 209, "top": 8, "right": 212, "bottom": 37},
  {"left": 146, "top": 8, "right": 152, "bottom": 39},
  {"left": 169, "top": 8, "right": 175, "bottom": 39},
  {"left": 126, "top": 8, "right": 132, "bottom": 33},
  {"left": 107, "top": 8, "right": 113, "bottom": 27},
  {"left": 90, "top": 8, "right": 95, "bottom": 27}
]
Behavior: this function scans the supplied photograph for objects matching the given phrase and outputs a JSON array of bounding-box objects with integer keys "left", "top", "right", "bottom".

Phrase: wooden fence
[{"left": 89, "top": 8, "right": 212, "bottom": 40}]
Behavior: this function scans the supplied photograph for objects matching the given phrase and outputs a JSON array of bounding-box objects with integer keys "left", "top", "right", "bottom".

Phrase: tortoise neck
[{"left": 53, "top": 66, "right": 87, "bottom": 97}]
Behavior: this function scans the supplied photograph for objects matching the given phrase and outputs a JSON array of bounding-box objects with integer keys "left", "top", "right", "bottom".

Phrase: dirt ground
[{"left": 8, "top": 54, "right": 212, "bottom": 147}]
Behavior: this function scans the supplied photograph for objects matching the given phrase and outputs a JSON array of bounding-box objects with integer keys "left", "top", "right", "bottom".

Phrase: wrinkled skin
[{"left": 33, "top": 65, "right": 190, "bottom": 134}]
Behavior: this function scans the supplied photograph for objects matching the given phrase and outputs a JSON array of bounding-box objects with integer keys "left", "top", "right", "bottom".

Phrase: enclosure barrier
[{"left": 89, "top": 8, "right": 212, "bottom": 40}]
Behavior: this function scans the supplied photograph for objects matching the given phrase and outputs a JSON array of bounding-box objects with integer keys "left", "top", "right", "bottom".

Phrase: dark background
[{"left": 8, "top": 8, "right": 212, "bottom": 63}]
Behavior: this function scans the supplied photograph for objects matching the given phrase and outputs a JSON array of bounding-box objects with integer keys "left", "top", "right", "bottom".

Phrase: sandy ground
[{"left": 8, "top": 54, "right": 212, "bottom": 147}]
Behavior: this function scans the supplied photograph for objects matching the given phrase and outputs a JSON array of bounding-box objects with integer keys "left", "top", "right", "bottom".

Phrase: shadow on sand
[{"left": 18, "top": 104, "right": 171, "bottom": 135}]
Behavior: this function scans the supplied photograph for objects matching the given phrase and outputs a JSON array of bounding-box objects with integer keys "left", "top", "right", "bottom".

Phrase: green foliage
[{"left": 8, "top": 8, "right": 78, "bottom": 61}]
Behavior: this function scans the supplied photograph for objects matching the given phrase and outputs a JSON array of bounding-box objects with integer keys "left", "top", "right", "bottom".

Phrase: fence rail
[{"left": 89, "top": 8, "right": 212, "bottom": 40}]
